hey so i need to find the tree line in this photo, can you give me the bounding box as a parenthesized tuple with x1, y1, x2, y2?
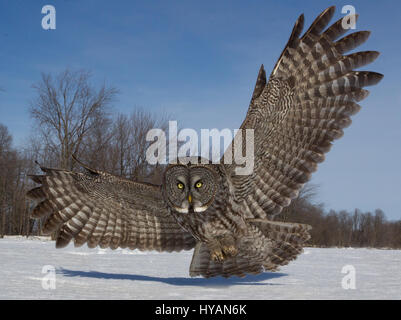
(1, 68, 400, 248)
(277, 185, 401, 248)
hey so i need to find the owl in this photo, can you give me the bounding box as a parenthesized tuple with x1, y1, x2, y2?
(27, 6, 382, 278)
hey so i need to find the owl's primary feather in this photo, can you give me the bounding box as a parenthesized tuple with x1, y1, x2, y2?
(27, 6, 382, 278)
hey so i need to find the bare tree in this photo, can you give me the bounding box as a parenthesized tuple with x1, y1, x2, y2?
(109, 109, 170, 183)
(112, 113, 132, 176)
(0, 124, 13, 237)
(277, 183, 319, 222)
(29, 69, 118, 170)
(0, 124, 35, 237)
(0, 123, 12, 155)
(78, 112, 114, 172)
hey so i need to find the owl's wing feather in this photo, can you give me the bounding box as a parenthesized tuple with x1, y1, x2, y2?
(27, 163, 196, 251)
(226, 6, 383, 219)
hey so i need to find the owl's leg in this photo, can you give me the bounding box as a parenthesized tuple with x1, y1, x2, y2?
(219, 234, 238, 258)
(208, 240, 224, 262)
(208, 234, 238, 262)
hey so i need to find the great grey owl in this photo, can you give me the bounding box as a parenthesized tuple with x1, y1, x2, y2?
(27, 6, 382, 278)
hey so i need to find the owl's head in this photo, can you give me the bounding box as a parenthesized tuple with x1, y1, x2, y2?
(162, 161, 219, 214)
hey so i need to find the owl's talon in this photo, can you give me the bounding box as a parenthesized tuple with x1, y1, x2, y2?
(222, 245, 238, 257)
(210, 249, 225, 262)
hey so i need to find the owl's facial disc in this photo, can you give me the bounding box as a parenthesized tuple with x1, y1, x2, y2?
(164, 165, 217, 214)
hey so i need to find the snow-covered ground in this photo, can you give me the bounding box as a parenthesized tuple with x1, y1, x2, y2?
(0, 236, 400, 299)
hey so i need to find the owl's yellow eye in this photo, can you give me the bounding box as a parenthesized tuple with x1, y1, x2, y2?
(177, 182, 184, 189)
(195, 181, 203, 189)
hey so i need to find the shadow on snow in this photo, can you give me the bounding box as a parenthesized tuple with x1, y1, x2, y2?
(58, 268, 286, 287)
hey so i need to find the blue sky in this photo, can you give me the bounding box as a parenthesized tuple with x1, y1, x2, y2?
(0, 0, 400, 219)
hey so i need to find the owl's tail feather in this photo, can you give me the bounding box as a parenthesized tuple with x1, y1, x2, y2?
(189, 220, 311, 278)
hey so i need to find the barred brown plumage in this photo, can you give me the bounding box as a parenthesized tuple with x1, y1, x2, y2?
(27, 164, 196, 251)
(27, 6, 382, 278)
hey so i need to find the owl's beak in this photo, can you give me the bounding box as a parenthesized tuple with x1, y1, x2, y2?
(188, 194, 192, 204)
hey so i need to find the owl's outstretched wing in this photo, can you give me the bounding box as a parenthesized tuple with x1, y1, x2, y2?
(226, 6, 383, 219)
(27, 161, 196, 251)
